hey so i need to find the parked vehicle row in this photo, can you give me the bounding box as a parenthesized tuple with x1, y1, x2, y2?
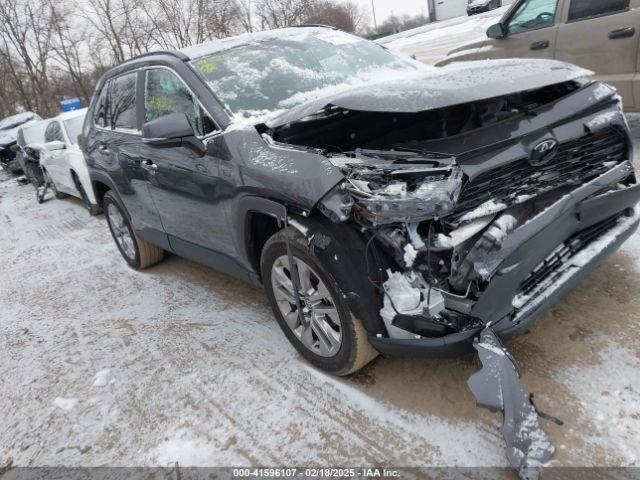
(0, 112, 41, 173)
(2, 109, 99, 213)
(40, 109, 100, 214)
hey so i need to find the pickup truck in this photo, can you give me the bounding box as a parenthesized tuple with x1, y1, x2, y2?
(438, 0, 640, 111)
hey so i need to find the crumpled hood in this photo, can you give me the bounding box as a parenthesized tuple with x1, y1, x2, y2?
(266, 59, 592, 128)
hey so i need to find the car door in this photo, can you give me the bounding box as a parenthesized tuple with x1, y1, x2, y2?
(91, 72, 165, 237)
(43, 121, 74, 192)
(483, 0, 561, 59)
(555, 0, 640, 109)
(138, 67, 236, 259)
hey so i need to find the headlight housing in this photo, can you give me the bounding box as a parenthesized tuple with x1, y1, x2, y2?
(345, 166, 464, 225)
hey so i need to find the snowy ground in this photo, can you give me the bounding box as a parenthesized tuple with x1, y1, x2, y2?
(1, 117, 640, 472)
(380, 7, 508, 65)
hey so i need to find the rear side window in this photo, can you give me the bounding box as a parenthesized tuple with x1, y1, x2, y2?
(568, 0, 630, 21)
(109, 73, 138, 131)
(94, 83, 109, 128)
(144, 68, 217, 137)
(44, 122, 64, 143)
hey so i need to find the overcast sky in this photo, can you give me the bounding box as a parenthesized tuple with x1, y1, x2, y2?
(350, 0, 429, 25)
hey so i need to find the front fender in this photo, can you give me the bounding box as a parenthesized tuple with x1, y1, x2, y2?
(287, 215, 389, 337)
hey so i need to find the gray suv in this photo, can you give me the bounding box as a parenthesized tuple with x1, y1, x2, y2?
(83, 26, 640, 376)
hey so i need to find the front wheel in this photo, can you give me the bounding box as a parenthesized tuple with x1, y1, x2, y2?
(261, 227, 378, 376)
(104, 191, 164, 270)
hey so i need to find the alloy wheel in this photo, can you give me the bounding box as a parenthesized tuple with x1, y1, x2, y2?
(271, 255, 343, 357)
(107, 203, 136, 260)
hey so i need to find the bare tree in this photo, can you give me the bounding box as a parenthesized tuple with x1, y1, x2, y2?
(255, 0, 311, 29)
(0, 0, 382, 118)
(49, 1, 93, 105)
(0, 0, 56, 115)
(144, 0, 244, 49)
(80, 0, 131, 63)
(236, 0, 254, 33)
(303, 0, 366, 32)
(372, 12, 428, 36)
(0, 55, 19, 117)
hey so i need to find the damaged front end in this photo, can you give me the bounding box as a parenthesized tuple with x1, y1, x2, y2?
(260, 61, 640, 478)
(267, 77, 640, 352)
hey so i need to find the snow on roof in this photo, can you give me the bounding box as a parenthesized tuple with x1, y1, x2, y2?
(179, 26, 352, 59)
(54, 108, 88, 122)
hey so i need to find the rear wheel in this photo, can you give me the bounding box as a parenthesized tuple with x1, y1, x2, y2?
(261, 227, 378, 376)
(103, 191, 164, 269)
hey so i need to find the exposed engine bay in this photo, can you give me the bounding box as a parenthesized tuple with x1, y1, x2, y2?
(266, 79, 639, 344)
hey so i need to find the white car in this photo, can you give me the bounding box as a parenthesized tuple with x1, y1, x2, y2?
(40, 109, 100, 214)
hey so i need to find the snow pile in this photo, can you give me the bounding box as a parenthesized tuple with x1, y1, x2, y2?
(92, 369, 111, 387)
(53, 397, 78, 411)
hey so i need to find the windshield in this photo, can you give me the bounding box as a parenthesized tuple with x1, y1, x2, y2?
(64, 115, 85, 145)
(191, 29, 418, 117)
(0, 112, 38, 131)
(21, 121, 49, 146)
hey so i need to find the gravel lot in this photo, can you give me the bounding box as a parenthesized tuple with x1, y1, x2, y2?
(1, 117, 639, 473)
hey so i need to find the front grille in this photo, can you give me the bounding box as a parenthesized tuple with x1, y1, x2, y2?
(454, 129, 628, 217)
(516, 213, 624, 303)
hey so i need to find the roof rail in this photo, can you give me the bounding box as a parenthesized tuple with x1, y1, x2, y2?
(123, 50, 190, 64)
(293, 24, 338, 30)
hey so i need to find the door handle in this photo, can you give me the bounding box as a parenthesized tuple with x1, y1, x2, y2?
(140, 159, 158, 172)
(609, 27, 635, 39)
(97, 144, 110, 153)
(530, 40, 549, 50)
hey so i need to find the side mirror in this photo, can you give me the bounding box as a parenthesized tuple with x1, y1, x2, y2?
(142, 113, 205, 156)
(44, 140, 66, 151)
(487, 23, 506, 39)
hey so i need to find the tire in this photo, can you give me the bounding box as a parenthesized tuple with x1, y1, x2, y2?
(261, 227, 378, 376)
(44, 169, 68, 200)
(25, 163, 43, 189)
(72, 171, 100, 216)
(103, 191, 164, 270)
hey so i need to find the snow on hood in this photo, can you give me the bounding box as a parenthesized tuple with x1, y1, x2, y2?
(266, 59, 592, 128)
(0, 126, 24, 147)
(0, 114, 41, 147)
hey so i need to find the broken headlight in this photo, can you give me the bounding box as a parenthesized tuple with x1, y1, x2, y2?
(347, 165, 464, 225)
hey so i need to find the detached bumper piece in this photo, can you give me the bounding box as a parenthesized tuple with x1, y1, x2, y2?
(469, 328, 554, 479)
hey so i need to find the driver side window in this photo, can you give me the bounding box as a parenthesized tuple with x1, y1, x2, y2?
(144, 68, 218, 137)
(508, 0, 559, 34)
